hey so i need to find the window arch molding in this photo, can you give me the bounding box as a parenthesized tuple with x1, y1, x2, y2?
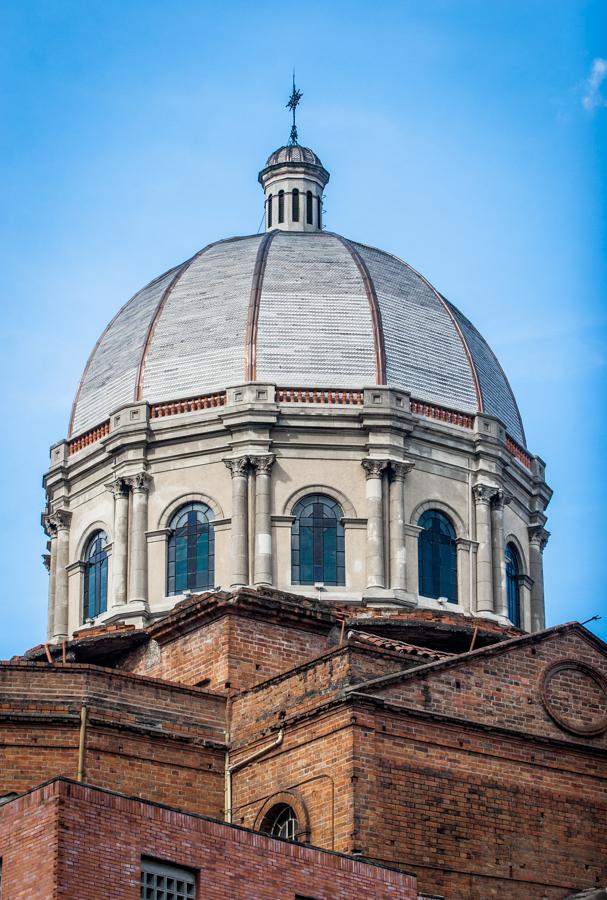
(158, 493, 224, 530)
(282, 484, 356, 518)
(504, 533, 528, 575)
(409, 499, 466, 538)
(254, 791, 310, 842)
(75, 521, 113, 561)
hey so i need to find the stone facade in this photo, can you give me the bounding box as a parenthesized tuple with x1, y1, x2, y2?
(43, 385, 550, 641)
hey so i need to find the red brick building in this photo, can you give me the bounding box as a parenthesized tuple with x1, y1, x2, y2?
(1, 588, 606, 898)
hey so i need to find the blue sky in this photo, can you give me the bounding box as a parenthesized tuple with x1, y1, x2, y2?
(0, 0, 605, 657)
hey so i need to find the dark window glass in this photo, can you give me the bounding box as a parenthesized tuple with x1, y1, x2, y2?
(278, 190, 285, 223)
(292, 494, 345, 586)
(306, 190, 313, 224)
(505, 543, 521, 626)
(292, 188, 299, 222)
(317, 195, 322, 229)
(260, 804, 299, 841)
(167, 503, 214, 596)
(418, 510, 457, 603)
(140, 858, 196, 899)
(83, 531, 108, 620)
(267, 194, 273, 228)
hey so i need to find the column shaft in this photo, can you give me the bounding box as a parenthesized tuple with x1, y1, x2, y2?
(388, 463, 413, 591)
(46, 536, 58, 640)
(529, 527, 549, 631)
(50, 511, 72, 642)
(362, 459, 388, 589)
(473, 485, 494, 615)
(108, 480, 129, 607)
(128, 473, 151, 603)
(491, 491, 509, 618)
(251, 456, 275, 587)
(225, 457, 250, 587)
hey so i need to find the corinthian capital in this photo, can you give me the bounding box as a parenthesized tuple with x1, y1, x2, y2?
(491, 488, 512, 511)
(125, 472, 152, 493)
(223, 456, 250, 478)
(472, 483, 497, 505)
(249, 454, 275, 475)
(390, 460, 415, 482)
(105, 477, 130, 499)
(362, 458, 389, 480)
(43, 508, 72, 534)
(528, 525, 550, 551)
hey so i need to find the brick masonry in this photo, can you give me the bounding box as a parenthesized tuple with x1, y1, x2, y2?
(0, 778, 419, 899)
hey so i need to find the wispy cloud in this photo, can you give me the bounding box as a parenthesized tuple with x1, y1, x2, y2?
(582, 57, 607, 112)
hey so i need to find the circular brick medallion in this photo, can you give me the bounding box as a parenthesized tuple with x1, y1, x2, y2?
(541, 660, 607, 736)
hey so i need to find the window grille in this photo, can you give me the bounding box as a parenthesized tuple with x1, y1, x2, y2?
(291, 494, 345, 586)
(261, 803, 299, 841)
(267, 194, 273, 228)
(505, 543, 521, 626)
(167, 503, 215, 595)
(140, 858, 196, 900)
(306, 190, 313, 224)
(292, 188, 300, 221)
(418, 510, 457, 603)
(278, 190, 285, 223)
(83, 530, 108, 619)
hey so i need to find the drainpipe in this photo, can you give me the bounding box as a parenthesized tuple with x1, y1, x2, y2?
(77, 705, 88, 782)
(224, 729, 284, 824)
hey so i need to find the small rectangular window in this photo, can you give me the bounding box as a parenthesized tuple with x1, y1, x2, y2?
(140, 858, 196, 900)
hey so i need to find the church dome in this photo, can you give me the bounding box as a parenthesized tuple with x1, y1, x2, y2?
(265, 144, 324, 167)
(69, 230, 526, 446)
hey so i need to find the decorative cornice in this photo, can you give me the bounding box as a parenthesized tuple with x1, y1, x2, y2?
(223, 456, 250, 478)
(249, 454, 275, 475)
(42, 553, 51, 572)
(361, 458, 389, 480)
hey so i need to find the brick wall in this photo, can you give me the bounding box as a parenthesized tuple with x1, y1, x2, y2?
(0, 663, 226, 817)
(0, 779, 419, 899)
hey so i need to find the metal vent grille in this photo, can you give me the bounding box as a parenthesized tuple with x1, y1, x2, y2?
(140, 859, 196, 900)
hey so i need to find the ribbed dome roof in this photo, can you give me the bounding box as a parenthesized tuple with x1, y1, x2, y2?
(70, 231, 525, 445)
(265, 145, 324, 167)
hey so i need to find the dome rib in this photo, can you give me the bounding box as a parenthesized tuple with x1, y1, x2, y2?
(333, 234, 387, 385)
(244, 230, 277, 381)
(352, 241, 483, 413)
(68, 264, 183, 438)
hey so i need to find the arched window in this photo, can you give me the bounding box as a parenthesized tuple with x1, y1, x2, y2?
(292, 188, 299, 222)
(260, 804, 299, 841)
(83, 531, 108, 620)
(291, 494, 345, 586)
(306, 190, 313, 224)
(505, 543, 521, 626)
(317, 195, 322, 229)
(267, 194, 273, 228)
(167, 503, 215, 595)
(278, 190, 285, 223)
(418, 510, 457, 603)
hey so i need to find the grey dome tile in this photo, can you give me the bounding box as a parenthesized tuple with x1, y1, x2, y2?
(256, 232, 376, 386)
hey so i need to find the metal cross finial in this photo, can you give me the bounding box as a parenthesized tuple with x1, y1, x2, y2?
(286, 71, 303, 145)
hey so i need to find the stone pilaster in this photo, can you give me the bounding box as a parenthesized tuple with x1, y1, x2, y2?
(362, 459, 389, 589)
(528, 525, 549, 632)
(389, 461, 414, 591)
(491, 489, 511, 618)
(224, 457, 250, 587)
(44, 509, 72, 642)
(106, 478, 130, 608)
(43, 522, 58, 641)
(473, 484, 496, 615)
(250, 455, 275, 587)
(125, 472, 152, 604)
